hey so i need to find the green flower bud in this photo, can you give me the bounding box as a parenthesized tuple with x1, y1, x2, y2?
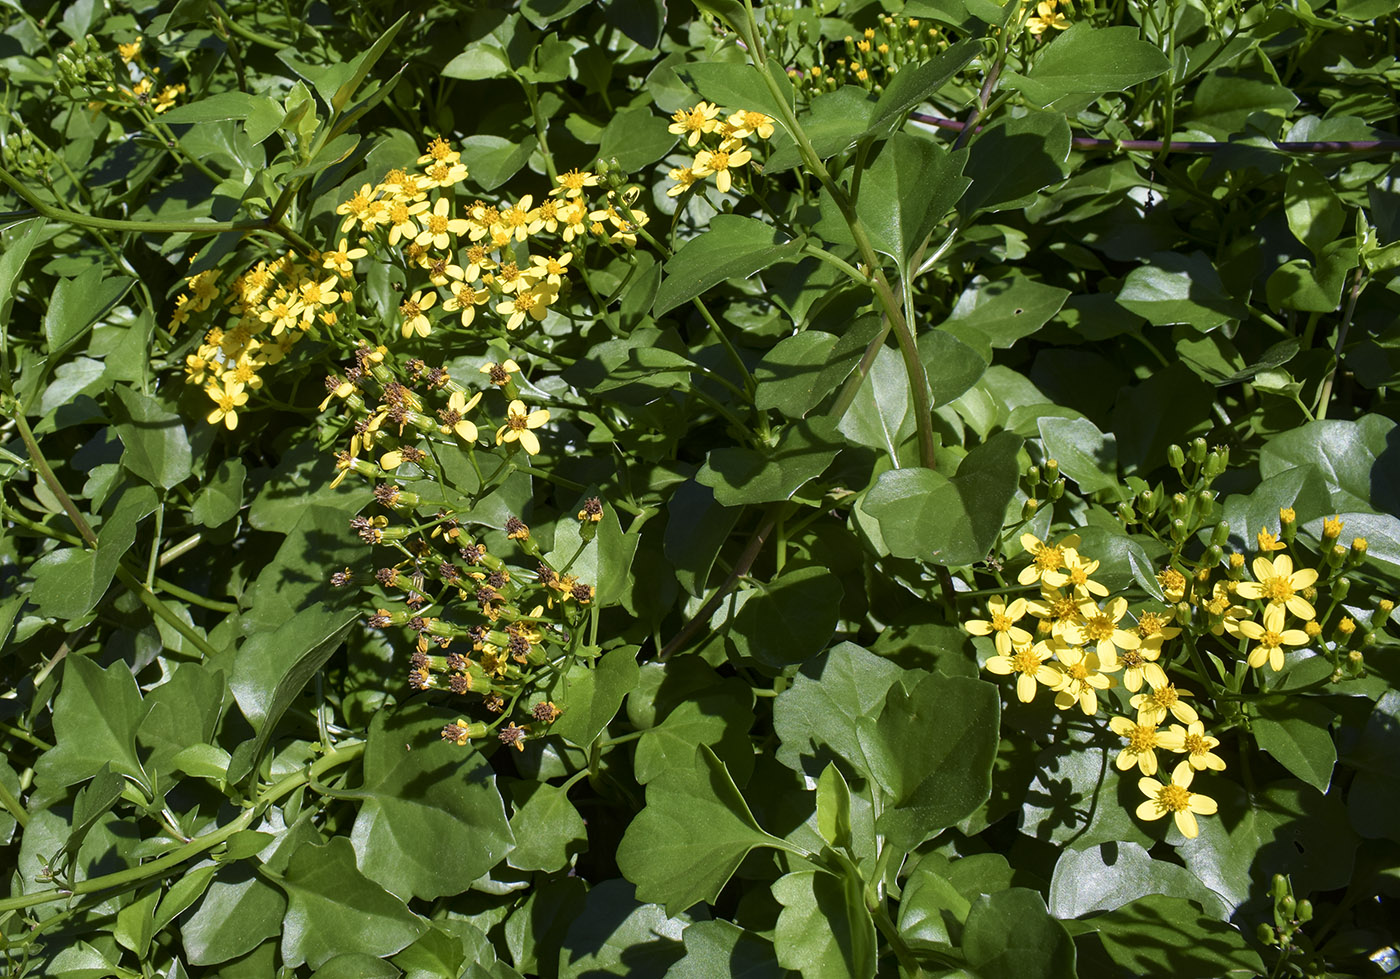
(1211, 521, 1230, 546)
(1168, 444, 1186, 469)
(1280, 895, 1295, 918)
(1170, 492, 1189, 520)
(1171, 518, 1189, 542)
(1049, 477, 1065, 501)
(1296, 899, 1312, 923)
(1021, 498, 1039, 520)
(1255, 923, 1276, 946)
(1026, 464, 1041, 485)
(1138, 489, 1158, 516)
(1189, 437, 1208, 464)
(1044, 458, 1059, 479)
(1332, 577, 1351, 603)
(1205, 544, 1224, 565)
(1117, 502, 1136, 525)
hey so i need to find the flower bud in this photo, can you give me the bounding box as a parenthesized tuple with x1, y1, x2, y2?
(1271, 875, 1289, 900)
(1021, 498, 1039, 520)
(1026, 464, 1041, 486)
(1168, 444, 1185, 469)
(1322, 515, 1344, 541)
(1256, 923, 1276, 946)
(1332, 577, 1351, 603)
(1175, 601, 1192, 625)
(1348, 537, 1368, 568)
(1347, 649, 1364, 673)
(1170, 518, 1189, 542)
(1377, 598, 1394, 623)
(1044, 458, 1059, 480)
(1189, 437, 1208, 464)
(1117, 502, 1136, 525)
(1138, 489, 1158, 517)
(1205, 544, 1224, 565)
(1211, 521, 1230, 546)
(1280, 895, 1295, 918)
(1326, 544, 1347, 570)
(1049, 478, 1065, 501)
(1296, 899, 1312, 924)
(1170, 492, 1189, 520)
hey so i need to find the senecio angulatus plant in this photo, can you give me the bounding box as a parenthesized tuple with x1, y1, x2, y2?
(4, 1, 1400, 978)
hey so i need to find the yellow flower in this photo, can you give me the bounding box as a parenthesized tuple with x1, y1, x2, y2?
(496, 195, 540, 243)
(337, 184, 382, 234)
(1256, 527, 1286, 552)
(726, 109, 776, 140)
(1109, 715, 1167, 776)
(417, 136, 460, 166)
(443, 282, 489, 328)
(495, 400, 550, 455)
(205, 380, 249, 430)
(1322, 515, 1344, 540)
(1026, 0, 1070, 33)
(322, 238, 369, 276)
(667, 165, 698, 198)
(1157, 566, 1187, 602)
(1236, 604, 1310, 672)
(1050, 645, 1117, 715)
(1042, 549, 1109, 599)
(417, 159, 469, 190)
(965, 595, 1032, 656)
(551, 168, 599, 198)
(1235, 553, 1319, 620)
(1060, 596, 1139, 667)
(496, 282, 558, 331)
(1016, 532, 1079, 585)
(415, 197, 470, 251)
(399, 289, 437, 338)
(692, 146, 752, 194)
(1158, 721, 1226, 772)
(529, 252, 572, 286)
(1024, 585, 1083, 641)
(1136, 763, 1217, 839)
(118, 40, 142, 64)
(667, 102, 721, 146)
(479, 359, 521, 386)
(1131, 683, 1197, 727)
(385, 197, 430, 247)
(221, 348, 266, 391)
(438, 390, 483, 442)
(983, 639, 1061, 703)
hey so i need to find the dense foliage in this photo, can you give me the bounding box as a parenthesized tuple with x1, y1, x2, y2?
(2, 0, 1399, 976)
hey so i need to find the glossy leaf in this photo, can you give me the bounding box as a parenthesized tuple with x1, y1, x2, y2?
(772, 870, 877, 979)
(654, 214, 807, 316)
(1007, 24, 1170, 106)
(962, 888, 1076, 979)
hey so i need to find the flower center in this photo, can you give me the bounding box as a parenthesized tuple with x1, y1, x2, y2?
(1068, 662, 1090, 681)
(711, 150, 731, 170)
(990, 611, 1014, 632)
(1127, 725, 1156, 752)
(389, 202, 410, 223)
(1260, 630, 1283, 649)
(1121, 649, 1144, 668)
(400, 300, 421, 317)
(1157, 784, 1191, 812)
(1265, 578, 1294, 602)
(428, 213, 449, 234)
(1034, 546, 1062, 570)
(513, 292, 537, 312)
(1184, 734, 1207, 755)
(1139, 613, 1165, 635)
(1084, 613, 1114, 641)
(1152, 686, 1179, 708)
(1010, 647, 1041, 675)
(508, 412, 529, 432)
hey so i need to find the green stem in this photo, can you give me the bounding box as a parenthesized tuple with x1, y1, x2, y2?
(1314, 266, 1365, 420)
(0, 773, 28, 829)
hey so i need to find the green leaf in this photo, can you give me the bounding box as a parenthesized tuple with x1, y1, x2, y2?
(507, 780, 586, 873)
(1177, 781, 1357, 913)
(157, 92, 258, 124)
(1007, 24, 1170, 107)
(653, 214, 807, 316)
(856, 673, 999, 849)
(352, 704, 514, 899)
(664, 919, 785, 979)
(277, 837, 427, 969)
(673, 60, 793, 131)
(329, 12, 411, 113)
(598, 103, 676, 171)
(1257, 415, 1399, 514)
(36, 656, 146, 789)
(837, 345, 916, 463)
(1348, 690, 1400, 842)
(550, 645, 641, 747)
(772, 870, 877, 979)
(754, 331, 840, 418)
(44, 266, 133, 360)
(557, 879, 688, 979)
(458, 134, 537, 192)
(442, 43, 511, 80)
(919, 329, 987, 407)
(228, 603, 359, 783)
(1049, 842, 1231, 919)
(1265, 238, 1358, 313)
(962, 888, 1076, 979)
(773, 642, 906, 775)
(695, 417, 840, 506)
(941, 275, 1071, 350)
(632, 659, 755, 784)
(0, 218, 46, 329)
(27, 547, 102, 621)
(731, 565, 843, 668)
(154, 864, 218, 931)
(959, 109, 1072, 214)
(1252, 699, 1337, 793)
(1115, 252, 1243, 331)
(190, 458, 246, 528)
(183, 869, 288, 966)
(862, 430, 1023, 566)
(865, 40, 980, 137)
(504, 876, 588, 977)
(1286, 162, 1346, 256)
(618, 744, 785, 915)
(898, 857, 972, 948)
(1074, 895, 1264, 978)
(855, 132, 969, 270)
(1020, 741, 1155, 851)
(1038, 416, 1118, 494)
(138, 661, 225, 779)
(111, 385, 192, 490)
(816, 763, 853, 848)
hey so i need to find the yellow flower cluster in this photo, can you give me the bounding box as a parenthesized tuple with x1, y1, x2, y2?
(108, 39, 185, 114)
(1024, 0, 1071, 35)
(970, 532, 1223, 838)
(665, 104, 773, 197)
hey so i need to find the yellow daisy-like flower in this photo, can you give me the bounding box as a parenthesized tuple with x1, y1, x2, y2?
(1060, 596, 1139, 667)
(1135, 761, 1218, 839)
(667, 102, 721, 146)
(415, 197, 470, 251)
(1236, 604, 1310, 672)
(437, 390, 483, 443)
(1158, 721, 1226, 772)
(1256, 527, 1286, 552)
(983, 639, 1061, 703)
(496, 282, 558, 331)
(551, 168, 599, 198)
(1109, 715, 1167, 776)
(443, 282, 489, 328)
(1235, 554, 1319, 620)
(1157, 566, 1187, 602)
(205, 380, 249, 430)
(692, 146, 752, 194)
(1130, 683, 1197, 727)
(965, 596, 1032, 656)
(1016, 532, 1080, 586)
(1026, 0, 1070, 34)
(480, 359, 521, 387)
(495, 195, 539, 243)
(495, 400, 550, 456)
(322, 238, 369, 277)
(1024, 585, 1083, 641)
(399, 289, 437, 338)
(1050, 645, 1117, 716)
(1115, 644, 1167, 693)
(725, 109, 776, 140)
(529, 252, 572, 286)
(417, 136, 460, 166)
(1041, 549, 1109, 599)
(667, 165, 698, 198)
(384, 197, 429, 247)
